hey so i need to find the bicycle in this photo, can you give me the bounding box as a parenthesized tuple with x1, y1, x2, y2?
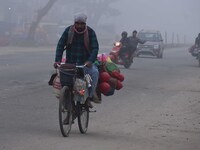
(57, 64, 91, 137)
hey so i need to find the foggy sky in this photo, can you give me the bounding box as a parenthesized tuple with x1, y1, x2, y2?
(105, 0, 200, 43)
(1, 0, 199, 43)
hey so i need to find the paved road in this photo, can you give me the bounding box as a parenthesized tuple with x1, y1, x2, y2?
(0, 46, 200, 150)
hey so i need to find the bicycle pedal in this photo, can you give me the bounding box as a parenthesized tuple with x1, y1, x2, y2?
(62, 108, 68, 112)
(89, 108, 97, 113)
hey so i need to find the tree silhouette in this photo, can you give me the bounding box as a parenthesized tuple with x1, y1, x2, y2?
(26, 0, 121, 45)
(27, 0, 57, 44)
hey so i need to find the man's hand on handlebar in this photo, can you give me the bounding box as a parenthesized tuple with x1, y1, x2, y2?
(54, 62, 60, 68)
(54, 61, 92, 68)
(84, 61, 92, 68)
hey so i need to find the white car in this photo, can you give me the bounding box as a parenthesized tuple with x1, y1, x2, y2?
(136, 30, 164, 58)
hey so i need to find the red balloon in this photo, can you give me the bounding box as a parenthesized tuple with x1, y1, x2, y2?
(111, 71, 124, 82)
(108, 77, 117, 87)
(116, 80, 123, 90)
(111, 70, 120, 78)
(99, 71, 110, 82)
(99, 82, 111, 95)
(118, 74, 124, 82)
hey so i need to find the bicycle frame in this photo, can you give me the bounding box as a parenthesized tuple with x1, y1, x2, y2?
(58, 64, 91, 136)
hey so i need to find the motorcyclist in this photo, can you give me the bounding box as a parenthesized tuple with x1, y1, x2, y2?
(119, 31, 130, 61)
(128, 30, 146, 61)
(195, 33, 200, 48)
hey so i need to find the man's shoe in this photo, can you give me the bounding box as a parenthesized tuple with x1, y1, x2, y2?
(86, 98, 94, 108)
(92, 91, 101, 104)
(91, 97, 101, 104)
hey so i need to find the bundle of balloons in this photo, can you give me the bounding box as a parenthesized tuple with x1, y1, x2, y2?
(97, 53, 125, 96)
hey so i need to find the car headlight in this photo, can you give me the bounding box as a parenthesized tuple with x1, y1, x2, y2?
(154, 45, 159, 49)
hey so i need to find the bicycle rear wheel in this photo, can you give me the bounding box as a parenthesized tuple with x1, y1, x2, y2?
(77, 101, 89, 134)
(59, 86, 72, 137)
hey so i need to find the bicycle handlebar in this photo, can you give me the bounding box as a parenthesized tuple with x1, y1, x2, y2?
(56, 63, 86, 69)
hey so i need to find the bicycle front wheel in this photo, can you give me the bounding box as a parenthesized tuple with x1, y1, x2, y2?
(59, 86, 72, 137)
(77, 101, 89, 134)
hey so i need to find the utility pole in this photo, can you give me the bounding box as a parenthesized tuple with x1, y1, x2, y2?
(176, 33, 179, 46)
(172, 32, 174, 45)
(165, 31, 167, 44)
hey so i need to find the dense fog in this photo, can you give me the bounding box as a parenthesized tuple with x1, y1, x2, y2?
(109, 0, 200, 43)
(0, 0, 200, 45)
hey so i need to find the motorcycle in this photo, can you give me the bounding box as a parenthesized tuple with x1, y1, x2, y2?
(188, 45, 200, 67)
(109, 42, 132, 69)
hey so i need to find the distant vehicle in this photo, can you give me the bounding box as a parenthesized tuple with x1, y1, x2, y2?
(109, 41, 133, 69)
(136, 29, 164, 58)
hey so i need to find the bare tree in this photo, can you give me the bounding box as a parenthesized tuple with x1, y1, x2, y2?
(26, 0, 121, 45)
(27, 0, 57, 44)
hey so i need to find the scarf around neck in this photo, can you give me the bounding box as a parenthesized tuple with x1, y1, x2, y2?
(67, 25, 90, 52)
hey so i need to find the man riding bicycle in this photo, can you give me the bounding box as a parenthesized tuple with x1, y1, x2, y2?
(54, 13, 100, 108)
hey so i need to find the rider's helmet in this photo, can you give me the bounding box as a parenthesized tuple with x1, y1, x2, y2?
(133, 30, 137, 34)
(121, 31, 128, 38)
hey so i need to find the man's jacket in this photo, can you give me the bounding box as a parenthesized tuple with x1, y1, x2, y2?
(55, 25, 99, 65)
(120, 37, 130, 48)
(128, 36, 145, 50)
